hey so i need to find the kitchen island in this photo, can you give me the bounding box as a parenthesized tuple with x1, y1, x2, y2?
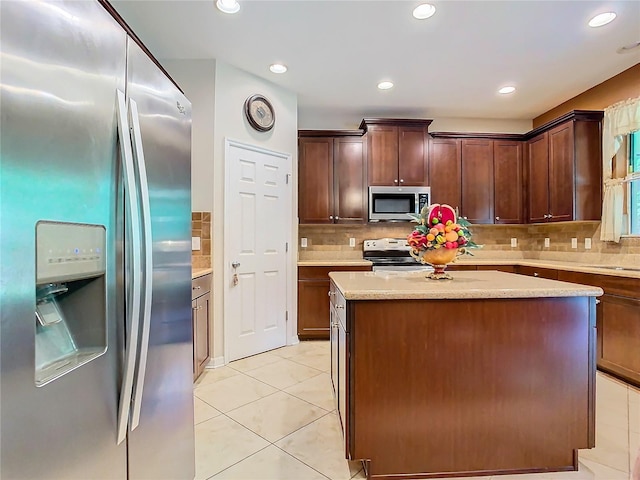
(328, 270, 603, 480)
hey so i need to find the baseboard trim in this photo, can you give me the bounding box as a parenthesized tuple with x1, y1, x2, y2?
(207, 356, 225, 368)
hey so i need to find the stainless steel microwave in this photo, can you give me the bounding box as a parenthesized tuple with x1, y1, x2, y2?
(368, 186, 430, 222)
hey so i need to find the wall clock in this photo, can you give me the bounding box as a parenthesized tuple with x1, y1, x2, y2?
(244, 94, 275, 132)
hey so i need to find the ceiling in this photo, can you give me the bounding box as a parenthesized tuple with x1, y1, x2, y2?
(111, 0, 640, 124)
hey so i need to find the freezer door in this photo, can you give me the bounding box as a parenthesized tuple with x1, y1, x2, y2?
(124, 40, 195, 480)
(0, 1, 127, 479)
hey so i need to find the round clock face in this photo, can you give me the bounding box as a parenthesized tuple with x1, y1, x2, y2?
(244, 95, 275, 132)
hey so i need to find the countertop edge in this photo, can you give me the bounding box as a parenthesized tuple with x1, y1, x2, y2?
(192, 268, 213, 279)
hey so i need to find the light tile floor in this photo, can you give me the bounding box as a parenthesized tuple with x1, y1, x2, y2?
(194, 341, 639, 480)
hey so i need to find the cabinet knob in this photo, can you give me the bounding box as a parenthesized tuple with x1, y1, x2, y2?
(495, 216, 500, 221)
(329, 215, 334, 220)
(595, 299, 601, 304)
(192, 285, 201, 290)
(336, 305, 344, 309)
(549, 213, 553, 219)
(394, 179, 398, 183)
(335, 216, 340, 220)
(543, 214, 549, 219)
(399, 179, 404, 183)
(533, 272, 539, 277)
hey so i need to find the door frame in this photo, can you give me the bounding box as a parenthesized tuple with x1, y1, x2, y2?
(223, 138, 296, 365)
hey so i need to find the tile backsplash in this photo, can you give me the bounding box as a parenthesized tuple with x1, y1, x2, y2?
(192, 211, 211, 268)
(298, 222, 640, 265)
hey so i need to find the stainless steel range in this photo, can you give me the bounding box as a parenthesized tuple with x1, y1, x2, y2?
(363, 238, 433, 272)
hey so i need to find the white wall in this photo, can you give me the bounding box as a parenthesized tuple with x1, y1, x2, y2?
(213, 61, 298, 360)
(162, 59, 298, 364)
(161, 59, 216, 211)
(298, 109, 532, 134)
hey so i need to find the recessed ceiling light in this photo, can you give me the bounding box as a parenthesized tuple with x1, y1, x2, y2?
(413, 3, 436, 20)
(588, 12, 616, 27)
(269, 64, 287, 74)
(498, 86, 516, 94)
(378, 81, 394, 90)
(216, 0, 240, 14)
(617, 41, 640, 54)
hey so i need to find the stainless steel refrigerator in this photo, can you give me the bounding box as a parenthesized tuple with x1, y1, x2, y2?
(0, 1, 195, 478)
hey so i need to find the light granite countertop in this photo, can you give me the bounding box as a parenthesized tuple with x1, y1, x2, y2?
(192, 268, 213, 279)
(329, 270, 604, 300)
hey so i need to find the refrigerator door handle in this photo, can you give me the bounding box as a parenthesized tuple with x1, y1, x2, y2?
(128, 98, 154, 430)
(115, 89, 143, 445)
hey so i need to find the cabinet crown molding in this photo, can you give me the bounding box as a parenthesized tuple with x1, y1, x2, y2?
(359, 118, 433, 131)
(298, 129, 364, 137)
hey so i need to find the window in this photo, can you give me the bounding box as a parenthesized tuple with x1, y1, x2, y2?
(629, 130, 640, 235)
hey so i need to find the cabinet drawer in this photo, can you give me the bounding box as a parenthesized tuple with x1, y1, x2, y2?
(516, 266, 558, 280)
(298, 265, 371, 280)
(192, 273, 211, 299)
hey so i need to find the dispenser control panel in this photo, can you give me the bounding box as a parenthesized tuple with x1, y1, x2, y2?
(36, 221, 106, 284)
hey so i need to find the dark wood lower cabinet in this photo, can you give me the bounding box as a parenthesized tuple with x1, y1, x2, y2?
(335, 288, 595, 479)
(298, 265, 371, 340)
(192, 273, 212, 381)
(516, 265, 559, 280)
(555, 270, 640, 388)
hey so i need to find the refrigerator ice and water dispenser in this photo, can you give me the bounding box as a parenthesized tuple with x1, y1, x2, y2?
(35, 222, 107, 386)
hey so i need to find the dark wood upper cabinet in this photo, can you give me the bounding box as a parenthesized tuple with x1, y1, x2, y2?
(298, 132, 366, 224)
(398, 127, 429, 185)
(461, 139, 494, 223)
(525, 111, 602, 223)
(526, 132, 550, 223)
(428, 138, 462, 211)
(494, 141, 523, 224)
(334, 137, 367, 223)
(361, 119, 432, 187)
(298, 136, 334, 224)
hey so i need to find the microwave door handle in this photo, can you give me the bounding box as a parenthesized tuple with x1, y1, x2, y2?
(115, 89, 143, 445)
(128, 98, 154, 431)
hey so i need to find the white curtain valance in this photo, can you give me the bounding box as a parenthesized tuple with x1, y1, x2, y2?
(601, 96, 640, 243)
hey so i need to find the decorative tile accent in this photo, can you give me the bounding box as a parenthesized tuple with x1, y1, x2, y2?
(192, 211, 211, 268)
(298, 221, 640, 264)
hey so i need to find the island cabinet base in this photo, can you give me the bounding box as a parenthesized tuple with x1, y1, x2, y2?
(346, 297, 596, 479)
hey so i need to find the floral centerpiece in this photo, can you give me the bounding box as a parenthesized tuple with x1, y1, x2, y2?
(407, 203, 479, 279)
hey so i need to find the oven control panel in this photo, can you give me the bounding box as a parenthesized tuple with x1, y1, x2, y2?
(363, 238, 410, 252)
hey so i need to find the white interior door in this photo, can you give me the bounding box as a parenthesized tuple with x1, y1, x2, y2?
(225, 140, 291, 361)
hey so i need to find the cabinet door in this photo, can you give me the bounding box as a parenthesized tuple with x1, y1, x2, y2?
(330, 301, 338, 397)
(548, 122, 574, 222)
(297, 279, 331, 339)
(192, 300, 197, 380)
(194, 294, 211, 379)
(334, 137, 366, 223)
(516, 265, 558, 280)
(493, 141, 523, 224)
(461, 139, 494, 223)
(527, 132, 550, 223)
(299, 137, 334, 223)
(599, 294, 640, 386)
(429, 138, 462, 211)
(367, 125, 398, 186)
(398, 127, 428, 186)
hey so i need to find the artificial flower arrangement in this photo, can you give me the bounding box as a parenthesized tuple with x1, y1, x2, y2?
(406, 204, 479, 278)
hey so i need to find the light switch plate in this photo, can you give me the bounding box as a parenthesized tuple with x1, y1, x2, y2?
(301, 237, 308, 248)
(349, 237, 356, 248)
(585, 238, 592, 250)
(510, 238, 517, 248)
(192, 236, 201, 251)
(571, 238, 578, 249)
(544, 238, 550, 248)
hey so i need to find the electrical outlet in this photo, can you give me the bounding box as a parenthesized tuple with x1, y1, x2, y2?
(571, 238, 578, 249)
(192, 236, 201, 251)
(544, 238, 550, 248)
(300, 237, 308, 248)
(349, 237, 356, 248)
(510, 238, 517, 248)
(585, 238, 592, 250)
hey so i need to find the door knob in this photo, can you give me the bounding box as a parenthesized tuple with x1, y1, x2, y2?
(232, 261, 240, 268)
